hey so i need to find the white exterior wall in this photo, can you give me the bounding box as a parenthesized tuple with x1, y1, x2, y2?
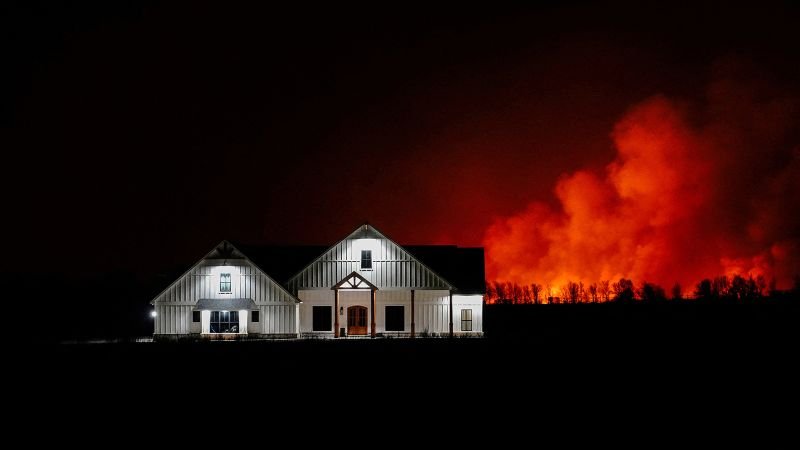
(299, 289, 410, 334)
(298, 289, 335, 334)
(154, 305, 195, 335)
(153, 258, 297, 336)
(375, 290, 411, 334)
(297, 289, 480, 336)
(452, 294, 483, 334)
(414, 289, 451, 335)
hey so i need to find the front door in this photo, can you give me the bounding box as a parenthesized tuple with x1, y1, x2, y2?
(347, 306, 368, 335)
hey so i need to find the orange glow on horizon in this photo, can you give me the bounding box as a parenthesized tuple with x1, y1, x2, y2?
(483, 81, 800, 295)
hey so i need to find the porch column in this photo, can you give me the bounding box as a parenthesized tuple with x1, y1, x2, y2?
(370, 288, 376, 338)
(295, 303, 300, 338)
(448, 290, 453, 338)
(410, 289, 415, 338)
(334, 289, 340, 338)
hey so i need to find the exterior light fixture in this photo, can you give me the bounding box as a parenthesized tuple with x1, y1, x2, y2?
(151, 310, 157, 318)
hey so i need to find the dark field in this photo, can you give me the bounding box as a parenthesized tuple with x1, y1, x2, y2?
(11, 301, 796, 444)
(24, 301, 798, 406)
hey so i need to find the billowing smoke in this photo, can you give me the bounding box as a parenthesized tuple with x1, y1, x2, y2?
(484, 68, 800, 291)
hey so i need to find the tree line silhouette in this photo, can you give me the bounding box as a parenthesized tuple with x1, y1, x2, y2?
(485, 274, 798, 304)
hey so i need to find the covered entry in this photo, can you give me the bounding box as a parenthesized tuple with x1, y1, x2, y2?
(347, 306, 368, 335)
(332, 271, 378, 337)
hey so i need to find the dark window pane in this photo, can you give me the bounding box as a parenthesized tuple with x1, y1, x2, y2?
(220, 273, 232, 292)
(252, 311, 259, 322)
(209, 310, 241, 333)
(192, 311, 201, 323)
(385, 306, 404, 331)
(461, 309, 473, 331)
(313, 306, 332, 331)
(361, 250, 372, 269)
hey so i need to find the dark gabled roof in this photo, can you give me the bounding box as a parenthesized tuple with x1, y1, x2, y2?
(404, 246, 485, 295)
(231, 244, 328, 285)
(231, 241, 485, 294)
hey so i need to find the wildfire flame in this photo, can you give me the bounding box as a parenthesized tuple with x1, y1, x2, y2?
(483, 71, 800, 296)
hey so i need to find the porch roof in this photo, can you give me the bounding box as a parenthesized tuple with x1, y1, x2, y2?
(193, 298, 258, 311)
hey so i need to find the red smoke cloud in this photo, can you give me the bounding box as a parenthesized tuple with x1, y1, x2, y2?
(484, 68, 800, 291)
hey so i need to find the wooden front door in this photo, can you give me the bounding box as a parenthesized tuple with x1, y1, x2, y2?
(347, 306, 368, 335)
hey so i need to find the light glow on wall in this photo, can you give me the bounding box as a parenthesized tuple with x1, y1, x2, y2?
(352, 239, 380, 260)
(205, 264, 241, 295)
(452, 294, 484, 303)
(239, 309, 248, 334)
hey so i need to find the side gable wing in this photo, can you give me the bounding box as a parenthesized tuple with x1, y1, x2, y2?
(287, 224, 454, 292)
(151, 240, 300, 306)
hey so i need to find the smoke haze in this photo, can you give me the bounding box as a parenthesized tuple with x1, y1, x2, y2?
(484, 65, 800, 290)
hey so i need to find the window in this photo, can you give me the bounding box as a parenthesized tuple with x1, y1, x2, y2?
(312, 306, 332, 331)
(360, 250, 372, 269)
(251, 311, 259, 322)
(385, 306, 404, 331)
(192, 311, 201, 323)
(461, 309, 473, 331)
(210, 311, 239, 333)
(219, 273, 232, 293)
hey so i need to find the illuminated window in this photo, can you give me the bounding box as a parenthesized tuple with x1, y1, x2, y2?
(313, 306, 332, 331)
(360, 250, 372, 269)
(210, 311, 239, 333)
(461, 309, 473, 331)
(251, 311, 260, 322)
(385, 306, 404, 331)
(192, 311, 201, 323)
(220, 273, 231, 293)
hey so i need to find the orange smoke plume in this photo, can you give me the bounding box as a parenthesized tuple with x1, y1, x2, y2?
(484, 70, 800, 291)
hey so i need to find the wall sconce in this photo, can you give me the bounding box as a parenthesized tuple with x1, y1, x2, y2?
(339, 306, 343, 315)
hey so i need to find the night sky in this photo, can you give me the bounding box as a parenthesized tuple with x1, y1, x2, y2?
(4, 2, 799, 286)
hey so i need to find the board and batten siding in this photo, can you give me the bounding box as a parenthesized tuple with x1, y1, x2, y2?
(297, 289, 480, 335)
(153, 258, 297, 335)
(414, 290, 451, 334)
(288, 229, 453, 292)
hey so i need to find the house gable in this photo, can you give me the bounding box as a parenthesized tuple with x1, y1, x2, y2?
(151, 240, 300, 306)
(287, 224, 454, 292)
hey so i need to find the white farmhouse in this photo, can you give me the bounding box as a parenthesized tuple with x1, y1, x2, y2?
(151, 224, 485, 339)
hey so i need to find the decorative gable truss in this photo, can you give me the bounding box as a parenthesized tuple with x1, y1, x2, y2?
(333, 271, 378, 290)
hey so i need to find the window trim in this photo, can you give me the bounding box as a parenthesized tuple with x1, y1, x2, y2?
(360, 249, 372, 270)
(210, 310, 239, 334)
(219, 273, 232, 293)
(461, 309, 473, 332)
